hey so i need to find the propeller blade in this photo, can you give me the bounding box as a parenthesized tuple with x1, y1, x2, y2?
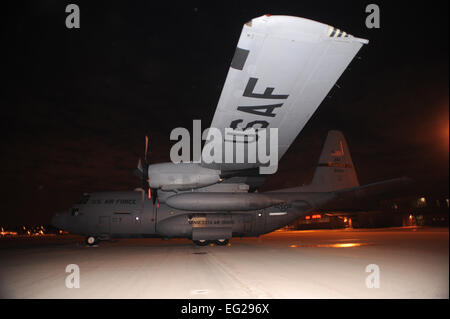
(133, 168, 144, 179)
(144, 135, 149, 163)
(139, 135, 156, 203)
(134, 136, 154, 199)
(152, 188, 157, 205)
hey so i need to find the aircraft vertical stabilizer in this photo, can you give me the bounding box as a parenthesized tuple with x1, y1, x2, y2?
(309, 130, 359, 192)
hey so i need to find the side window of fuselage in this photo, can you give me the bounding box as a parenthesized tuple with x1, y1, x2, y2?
(72, 194, 90, 216)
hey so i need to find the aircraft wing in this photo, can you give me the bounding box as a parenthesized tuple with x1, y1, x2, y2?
(202, 15, 368, 174)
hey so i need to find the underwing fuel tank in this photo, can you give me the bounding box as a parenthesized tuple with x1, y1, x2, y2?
(165, 192, 285, 211)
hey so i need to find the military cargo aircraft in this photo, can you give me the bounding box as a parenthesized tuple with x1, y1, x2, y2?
(51, 15, 410, 246)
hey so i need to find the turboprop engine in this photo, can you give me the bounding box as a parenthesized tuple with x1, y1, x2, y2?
(148, 162, 221, 191)
(134, 136, 222, 196)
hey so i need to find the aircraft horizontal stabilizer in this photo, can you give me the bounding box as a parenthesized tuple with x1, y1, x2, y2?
(333, 176, 413, 201)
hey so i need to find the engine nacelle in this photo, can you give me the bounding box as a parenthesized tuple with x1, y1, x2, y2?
(148, 162, 221, 191)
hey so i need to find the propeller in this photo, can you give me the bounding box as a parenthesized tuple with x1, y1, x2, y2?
(134, 135, 157, 204)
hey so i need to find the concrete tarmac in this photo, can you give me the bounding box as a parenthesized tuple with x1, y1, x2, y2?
(0, 227, 448, 299)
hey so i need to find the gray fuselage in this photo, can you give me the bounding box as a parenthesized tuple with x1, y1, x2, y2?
(51, 191, 312, 240)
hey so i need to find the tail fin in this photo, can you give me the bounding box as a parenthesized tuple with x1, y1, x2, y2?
(309, 130, 359, 192)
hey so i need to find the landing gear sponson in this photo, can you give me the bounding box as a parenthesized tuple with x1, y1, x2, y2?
(85, 236, 229, 247)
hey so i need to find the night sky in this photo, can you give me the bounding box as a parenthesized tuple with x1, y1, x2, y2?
(1, 1, 448, 226)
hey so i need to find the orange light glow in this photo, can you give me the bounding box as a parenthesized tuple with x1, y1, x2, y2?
(0, 231, 18, 236)
(317, 243, 365, 248)
(343, 217, 348, 223)
(331, 243, 363, 248)
(305, 216, 310, 220)
(289, 244, 297, 248)
(312, 214, 322, 219)
(442, 119, 449, 149)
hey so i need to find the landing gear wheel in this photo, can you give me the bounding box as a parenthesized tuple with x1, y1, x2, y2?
(85, 236, 99, 246)
(193, 239, 209, 246)
(214, 239, 229, 246)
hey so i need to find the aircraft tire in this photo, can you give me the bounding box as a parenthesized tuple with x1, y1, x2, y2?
(85, 236, 99, 246)
(193, 239, 209, 246)
(214, 239, 229, 246)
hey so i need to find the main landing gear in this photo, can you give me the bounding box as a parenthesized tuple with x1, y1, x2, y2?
(192, 239, 229, 246)
(214, 239, 229, 246)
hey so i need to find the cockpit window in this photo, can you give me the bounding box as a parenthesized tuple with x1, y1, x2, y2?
(77, 194, 90, 205)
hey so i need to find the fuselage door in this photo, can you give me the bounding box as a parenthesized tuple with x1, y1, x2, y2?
(243, 214, 252, 233)
(98, 216, 111, 235)
(143, 197, 157, 234)
(255, 210, 266, 234)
